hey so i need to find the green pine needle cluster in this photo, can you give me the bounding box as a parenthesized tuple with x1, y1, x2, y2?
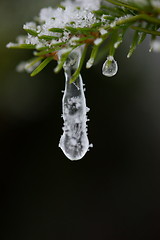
(7, 0, 160, 81)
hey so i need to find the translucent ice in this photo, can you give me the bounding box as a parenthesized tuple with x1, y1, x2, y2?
(102, 56, 118, 77)
(59, 48, 90, 160)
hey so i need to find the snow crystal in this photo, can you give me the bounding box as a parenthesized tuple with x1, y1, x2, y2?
(86, 58, 94, 69)
(69, 36, 80, 46)
(114, 40, 122, 49)
(6, 35, 27, 48)
(39, 7, 56, 22)
(16, 60, 41, 73)
(23, 22, 37, 31)
(25, 34, 39, 45)
(99, 28, 108, 35)
(8, 0, 102, 49)
(39, 1, 100, 30)
(6, 42, 18, 48)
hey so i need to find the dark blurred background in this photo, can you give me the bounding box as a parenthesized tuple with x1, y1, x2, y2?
(1, 1, 160, 239)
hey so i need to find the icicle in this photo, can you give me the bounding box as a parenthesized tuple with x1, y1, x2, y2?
(102, 56, 118, 77)
(59, 47, 90, 161)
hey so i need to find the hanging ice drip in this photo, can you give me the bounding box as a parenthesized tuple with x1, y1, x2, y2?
(102, 56, 118, 77)
(59, 47, 90, 161)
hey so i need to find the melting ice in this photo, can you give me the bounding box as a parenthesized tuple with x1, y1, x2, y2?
(59, 48, 90, 160)
(102, 56, 118, 77)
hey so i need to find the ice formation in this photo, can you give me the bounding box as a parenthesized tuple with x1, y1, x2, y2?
(102, 56, 118, 77)
(59, 47, 90, 160)
(7, 0, 102, 49)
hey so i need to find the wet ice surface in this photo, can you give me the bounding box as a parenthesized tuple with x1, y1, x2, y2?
(102, 56, 118, 77)
(59, 49, 90, 160)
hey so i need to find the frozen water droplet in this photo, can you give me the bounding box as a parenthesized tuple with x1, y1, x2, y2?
(102, 56, 118, 77)
(86, 58, 94, 69)
(59, 48, 90, 161)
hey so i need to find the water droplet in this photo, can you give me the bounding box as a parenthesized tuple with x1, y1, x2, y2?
(59, 48, 90, 161)
(102, 56, 118, 77)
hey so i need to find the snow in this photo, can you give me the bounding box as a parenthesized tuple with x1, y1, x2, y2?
(94, 38, 102, 45)
(23, 22, 37, 31)
(16, 60, 41, 73)
(114, 40, 122, 49)
(6, 42, 18, 48)
(25, 34, 40, 45)
(99, 28, 108, 35)
(86, 58, 94, 68)
(7, 0, 102, 50)
(6, 35, 27, 48)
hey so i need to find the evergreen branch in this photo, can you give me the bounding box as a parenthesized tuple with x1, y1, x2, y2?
(7, 0, 160, 78)
(86, 44, 100, 68)
(54, 49, 74, 73)
(25, 57, 43, 69)
(131, 26, 160, 36)
(23, 29, 38, 36)
(105, 0, 140, 11)
(30, 57, 53, 77)
(110, 14, 160, 28)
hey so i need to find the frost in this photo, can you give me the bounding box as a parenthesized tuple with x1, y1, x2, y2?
(25, 34, 39, 45)
(6, 42, 18, 48)
(39, 1, 100, 30)
(39, 7, 56, 22)
(114, 40, 122, 49)
(16, 60, 41, 73)
(110, 15, 132, 29)
(99, 28, 108, 36)
(69, 36, 80, 46)
(94, 38, 102, 45)
(23, 22, 37, 31)
(86, 58, 94, 69)
(6, 35, 27, 48)
(9, 0, 102, 49)
(58, 47, 73, 59)
(110, 21, 116, 28)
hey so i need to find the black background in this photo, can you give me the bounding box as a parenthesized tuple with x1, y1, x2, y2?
(1, 1, 160, 239)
